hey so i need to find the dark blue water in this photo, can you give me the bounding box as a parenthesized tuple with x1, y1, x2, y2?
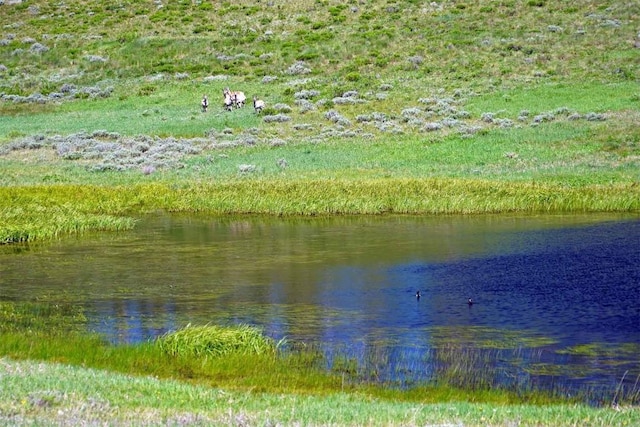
(1, 213, 639, 400)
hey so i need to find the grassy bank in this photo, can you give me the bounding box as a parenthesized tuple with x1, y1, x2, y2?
(0, 301, 638, 426)
(2, 357, 638, 427)
(2, 179, 639, 243)
(1, 302, 639, 404)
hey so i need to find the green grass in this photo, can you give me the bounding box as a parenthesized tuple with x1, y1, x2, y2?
(0, 0, 639, 423)
(0, 299, 639, 425)
(1, 179, 639, 243)
(466, 82, 640, 117)
(156, 324, 281, 358)
(3, 357, 638, 427)
(1, 302, 639, 407)
(0, 81, 265, 139)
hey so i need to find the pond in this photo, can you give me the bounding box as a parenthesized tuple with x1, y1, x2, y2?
(1, 213, 639, 399)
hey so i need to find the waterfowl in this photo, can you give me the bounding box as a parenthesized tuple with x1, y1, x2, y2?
(467, 297, 474, 306)
(416, 291, 421, 300)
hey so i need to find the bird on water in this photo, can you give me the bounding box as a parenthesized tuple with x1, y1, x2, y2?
(468, 297, 474, 306)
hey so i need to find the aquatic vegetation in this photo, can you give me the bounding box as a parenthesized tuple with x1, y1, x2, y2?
(156, 324, 279, 358)
(557, 343, 640, 359)
(0, 300, 638, 407)
(0, 301, 87, 334)
(428, 326, 558, 349)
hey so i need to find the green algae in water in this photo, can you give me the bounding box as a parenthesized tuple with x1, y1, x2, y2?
(557, 342, 640, 358)
(427, 326, 558, 349)
(0, 301, 87, 334)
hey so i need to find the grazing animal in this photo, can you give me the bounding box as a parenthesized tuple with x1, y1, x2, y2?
(253, 95, 265, 114)
(201, 95, 209, 112)
(222, 90, 233, 111)
(233, 91, 246, 108)
(223, 87, 246, 109)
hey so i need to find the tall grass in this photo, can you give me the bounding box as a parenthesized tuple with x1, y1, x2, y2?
(2, 179, 639, 243)
(156, 324, 279, 358)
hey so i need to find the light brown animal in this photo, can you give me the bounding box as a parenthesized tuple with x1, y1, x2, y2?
(253, 95, 265, 114)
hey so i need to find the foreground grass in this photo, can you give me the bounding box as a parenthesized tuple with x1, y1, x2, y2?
(1, 357, 638, 427)
(1, 302, 638, 425)
(1, 302, 639, 408)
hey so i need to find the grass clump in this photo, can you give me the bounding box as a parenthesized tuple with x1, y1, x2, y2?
(156, 324, 278, 359)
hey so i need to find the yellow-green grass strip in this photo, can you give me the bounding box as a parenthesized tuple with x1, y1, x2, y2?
(2, 179, 639, 243)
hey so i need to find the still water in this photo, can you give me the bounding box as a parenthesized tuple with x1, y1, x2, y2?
(1, 213, 639, 395)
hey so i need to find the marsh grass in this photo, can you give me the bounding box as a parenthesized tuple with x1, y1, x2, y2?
(0, 301, 638, 413)
(0, 196, 137, 243)
(156, 324, 279, 358)
(0, 301, 87, 334)
(2, 178, 639, 243)
(1, 325, 638, 408)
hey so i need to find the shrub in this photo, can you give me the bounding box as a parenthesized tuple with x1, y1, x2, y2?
(285, 61, 311, 75)
(294, 89, 320, 99)
(29, 42, 49, 53)
(324, 110, 351, 126)
(263, 114, 291, 123)
(295, 99, 315, 113)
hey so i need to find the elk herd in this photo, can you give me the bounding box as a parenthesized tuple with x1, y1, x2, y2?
(201, 88, 265, 114)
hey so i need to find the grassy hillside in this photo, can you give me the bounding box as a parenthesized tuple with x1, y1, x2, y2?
(1, 0, 638, 134)
(1, 0, 638, 155)
(1, 0, 638, 94)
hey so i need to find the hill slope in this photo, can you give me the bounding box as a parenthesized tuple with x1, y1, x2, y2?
(1, 0, 638, 98)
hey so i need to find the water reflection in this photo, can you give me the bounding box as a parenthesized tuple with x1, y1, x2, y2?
(1, 213, 639, 395)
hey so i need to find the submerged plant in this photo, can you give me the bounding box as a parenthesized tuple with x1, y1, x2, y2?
(0, 301, 87, 334)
